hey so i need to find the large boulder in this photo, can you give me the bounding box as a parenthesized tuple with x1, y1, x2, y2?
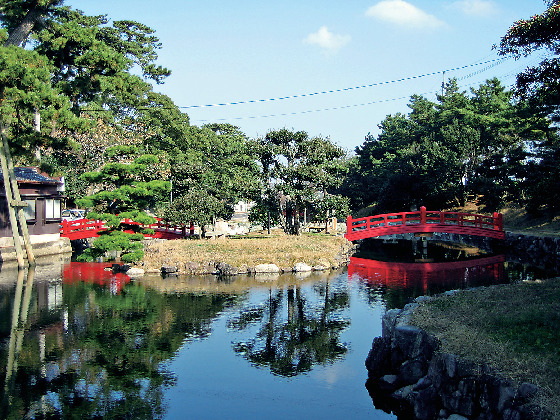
(254, 263, 280, 273)
(293, 262, 312, 272)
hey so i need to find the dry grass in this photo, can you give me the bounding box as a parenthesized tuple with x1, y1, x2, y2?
(410, 278, 560, 418)
(141, 229, 353, 272)
(501, 207, 560, 237)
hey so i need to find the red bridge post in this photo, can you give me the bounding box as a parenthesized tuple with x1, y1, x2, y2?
(420, 206, 427, 225)
(493, 212, 503, 231)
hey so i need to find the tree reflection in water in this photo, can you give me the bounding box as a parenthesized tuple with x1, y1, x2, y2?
(229, 276, 350, 377)
(0, 265, 238, 420)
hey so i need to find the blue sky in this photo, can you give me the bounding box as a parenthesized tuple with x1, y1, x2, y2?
(69, 0, 547, 152)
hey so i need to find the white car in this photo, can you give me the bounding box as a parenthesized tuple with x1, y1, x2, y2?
(61, 209, 86, 221)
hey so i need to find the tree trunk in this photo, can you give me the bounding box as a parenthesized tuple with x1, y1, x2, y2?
(4, 4, 45, 47)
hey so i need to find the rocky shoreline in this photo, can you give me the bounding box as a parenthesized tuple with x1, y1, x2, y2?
(156, 257, 352, 277)
(365, 294, 546, 420)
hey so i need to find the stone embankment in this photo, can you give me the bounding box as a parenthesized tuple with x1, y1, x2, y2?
(365, 298, 544, 420)
(503, 232, 560, 271)
(157, 259, 348, 277)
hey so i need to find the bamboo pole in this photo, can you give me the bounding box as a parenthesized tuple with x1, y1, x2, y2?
(2, 129, 35, 265)
(0, 123, 25, 268)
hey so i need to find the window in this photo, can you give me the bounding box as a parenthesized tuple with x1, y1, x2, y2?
(23, 199, 36, 220)
(45, 198, 61, 219)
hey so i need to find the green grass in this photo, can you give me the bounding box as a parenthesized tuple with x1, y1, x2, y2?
(410, 278, 560, 418)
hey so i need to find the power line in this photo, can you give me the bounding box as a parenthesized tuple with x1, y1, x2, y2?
(191, 60, 516, 123)
(81, 56, 518, 120)
(181, 58, 509, 109)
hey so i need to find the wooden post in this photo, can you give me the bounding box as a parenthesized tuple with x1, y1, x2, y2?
(1, 123, 35, 265)
(420, 206, 427, 225)
(493, 212, 502, 231)
(0, 125, 25, 268)
(6, 154, 35, 266)
(346, 215, 352, 235)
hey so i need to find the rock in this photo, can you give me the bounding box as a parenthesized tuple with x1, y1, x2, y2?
(365, 336, 391, 378)
(440, 378, 476, 416)
(254, 263, 280, 273)
(184, 262, 200, 274)
(201, 262, 219, 275)
(413, 376, 432, 391)
(126, 267, 144, 277)
(238, 264, 250, 274)
(161, 265, 178, 275)
(392, 384, 415, 402)
(312, 265, 328, 271)
(382, 308, 401, 337)
(516, 382, 539, 402)
(412, 385, 439, 420)
(378, 374, 399, 391)
(414, 295, 432, 304)
(497, 380, 516, 413)
(393, 325, 439, 361)
(502, 408, 522, 420)
(293, 262, 312, 272)
(216, 262, 239, 276)
(442, 353, 457, 378)
(399, 359, 426, 385)
(479, 376, 515, 414)
(447, 415, 469, 420)
(112, 263, 130, 273)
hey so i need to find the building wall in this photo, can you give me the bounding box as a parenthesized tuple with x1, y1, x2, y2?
(0, 181, 63, 238)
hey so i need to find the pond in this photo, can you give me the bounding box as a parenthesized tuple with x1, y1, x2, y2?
(0, 241, 556, 419)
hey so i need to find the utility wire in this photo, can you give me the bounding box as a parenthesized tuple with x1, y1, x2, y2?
(181, 58, 510, 109)
(191, 59, 515, 123)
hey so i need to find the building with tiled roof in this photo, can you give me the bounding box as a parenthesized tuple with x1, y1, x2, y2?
(0, 167, 65, 245)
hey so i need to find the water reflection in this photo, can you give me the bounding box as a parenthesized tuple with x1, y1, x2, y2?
(228, 274, 350, 377)
(0, 263, 240, 419)
(349, 255, 506, 309)
(4, 246, 549, 419)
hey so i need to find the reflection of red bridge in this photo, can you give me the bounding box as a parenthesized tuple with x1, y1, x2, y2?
(348, 254, 506, 293)
(63, 262, 131, 294)
(60, 218, 189, 240)
(345, 207, 505, 241)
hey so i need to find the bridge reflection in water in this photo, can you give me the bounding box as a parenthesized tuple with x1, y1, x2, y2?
(348, 254, 506, 297)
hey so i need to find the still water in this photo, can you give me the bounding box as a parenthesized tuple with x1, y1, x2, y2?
(0, 241, 555, 419)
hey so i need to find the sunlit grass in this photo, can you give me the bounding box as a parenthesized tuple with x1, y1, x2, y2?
(410, 278, 560, 418)
(141, 229, 352, 272)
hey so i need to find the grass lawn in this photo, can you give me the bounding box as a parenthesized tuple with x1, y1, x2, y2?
(410, 277, 560, 418)
(141, 229, 353, 272)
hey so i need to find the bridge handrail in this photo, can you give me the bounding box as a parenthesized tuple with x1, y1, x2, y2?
(346, 206, 503, 240)
(61, 217, 188, 238)
(60, 219, 106, 236)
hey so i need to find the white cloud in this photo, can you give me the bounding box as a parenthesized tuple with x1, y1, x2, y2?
(303, 26, 351, 53)
(365, 0, 445, 29)
(451, 0, 499, 17)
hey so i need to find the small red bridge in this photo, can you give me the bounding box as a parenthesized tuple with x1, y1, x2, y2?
(345, 206, 505, 241)
(60, 218, 190, 241)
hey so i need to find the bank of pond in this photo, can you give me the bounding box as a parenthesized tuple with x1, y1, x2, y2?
(0, 238, 557, 419)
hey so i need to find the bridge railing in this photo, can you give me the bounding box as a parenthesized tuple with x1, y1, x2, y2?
(61, 218, 190, 240)
(60, 219, 107, 240)
(346, 206, 504, 241)
(120, 218, 188, 238)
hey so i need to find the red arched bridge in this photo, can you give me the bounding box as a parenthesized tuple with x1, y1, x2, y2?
(60, 218, 190, 241)
(345, 206, 505, 241)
